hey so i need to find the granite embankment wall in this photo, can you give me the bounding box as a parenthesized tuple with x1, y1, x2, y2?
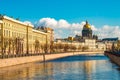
(0, 51, 103, 68)
(105, 52, 120, 66)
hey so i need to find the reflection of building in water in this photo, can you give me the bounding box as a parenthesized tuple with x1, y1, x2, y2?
(84, 61, 96, 74)
(84, 60, 96, 80)
(0, 62, 53, 80)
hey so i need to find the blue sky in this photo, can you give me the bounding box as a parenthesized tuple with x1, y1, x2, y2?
(0, 0, 120, 38)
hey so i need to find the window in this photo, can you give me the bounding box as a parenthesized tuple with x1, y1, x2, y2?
(6, 30, 8, 36)
(12, 32, 14, 36)
(9, 31, 10, 37)
(4, 30, 5, 36)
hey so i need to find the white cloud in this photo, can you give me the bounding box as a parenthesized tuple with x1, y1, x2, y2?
(37, 18, 71, 28)
(58, 30, 63, 33)
(91, 25, 97, 31)
(95, 25, 120, 39)
(58, 19, 70, 28)
(73, 30, 81, 35)
(71, 22, 84, 29)
(35, 17, 120, 39)
(37, 18, 57, 28)
(24, 21, 33, 25)
(54, 33, 62, 39)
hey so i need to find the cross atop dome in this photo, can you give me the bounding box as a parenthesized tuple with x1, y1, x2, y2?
(86, 20, 88, 24)
(83, 20, 91, 29)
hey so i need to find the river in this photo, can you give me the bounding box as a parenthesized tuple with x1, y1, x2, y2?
(0, 54, 120, 80)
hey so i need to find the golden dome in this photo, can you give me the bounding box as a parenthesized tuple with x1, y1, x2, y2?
(84, 21, 91, 29)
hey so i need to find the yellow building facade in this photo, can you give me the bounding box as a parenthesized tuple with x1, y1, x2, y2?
(0, 15, 53, 55)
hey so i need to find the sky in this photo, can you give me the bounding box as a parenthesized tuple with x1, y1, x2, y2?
(0, 0, 120, 39)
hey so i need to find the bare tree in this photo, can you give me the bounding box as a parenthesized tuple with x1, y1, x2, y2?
(82, 46, 89, 51)
(53, 44, 59, 53)
(64, 44, 69, 52)
(34, 40, 40, 54)
(58, 43, 64, 52)
(44, 43, 50, 53)
(78, 45, 82, 51)
(4, 38, 9, 55)
(15, 38, 24, 55)
(41, 44, 44, 53)
(8, 38, 12, 55)
(71, 45, 77, 52)
(50, 41, 54, 53)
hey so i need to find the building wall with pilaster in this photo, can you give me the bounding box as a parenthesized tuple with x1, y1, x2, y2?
(0, 15, 53, 55)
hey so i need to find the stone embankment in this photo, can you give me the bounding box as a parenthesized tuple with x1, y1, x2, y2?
(0, 51, 103, 68)
(105, 51, 120, 66)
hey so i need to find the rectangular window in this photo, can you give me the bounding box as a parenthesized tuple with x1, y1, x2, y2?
(4, 30, 5, 36)
(6, 30, 8, 36)
(9, 31, 10, 37)
(12, 32, 14, 37)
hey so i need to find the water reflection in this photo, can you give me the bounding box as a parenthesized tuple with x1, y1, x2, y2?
(0, 62, 53, 80)
(0, 54, 120, 80)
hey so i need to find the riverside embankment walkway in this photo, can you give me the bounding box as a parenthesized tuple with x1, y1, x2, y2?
(0, 51, 104, 68)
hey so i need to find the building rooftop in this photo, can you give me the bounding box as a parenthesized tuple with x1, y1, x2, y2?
(0, 15, 34, 27)
(102, 37, 118, 41)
